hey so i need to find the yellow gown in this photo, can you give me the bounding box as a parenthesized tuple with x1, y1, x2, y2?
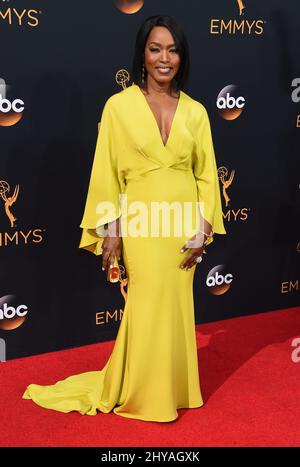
(22, 83, 226, 422)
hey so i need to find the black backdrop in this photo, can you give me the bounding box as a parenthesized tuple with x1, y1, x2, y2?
(0, 0, 299, 361)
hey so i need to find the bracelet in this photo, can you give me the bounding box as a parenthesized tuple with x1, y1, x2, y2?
(201, 231, 214, 248)
(199, 230, 214, 238)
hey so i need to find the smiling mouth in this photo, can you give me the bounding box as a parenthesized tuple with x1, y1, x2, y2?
(156, 66, 172, 73)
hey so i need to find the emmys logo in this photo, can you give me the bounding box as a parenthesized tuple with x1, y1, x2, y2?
(217, 85, 245, 120)
(0, 180, 45, 248)
(116, 69, 130, 90)
(218, 166, 235, 207)
(114, 0, 144, 14)
(281, 280, 299, 294)
(206, 265, 233, 295)
(236, 0, 245, 16)
(0, 4, 40, 27)
(0, 78, 24, 126)
(218, 167, 250, 223)
(97, 70, 130, 132)
(96, 265, 128, 326)
(0, 180, 19, 228)
(0, 295, 28, 331)
(210, 0, 265, 35)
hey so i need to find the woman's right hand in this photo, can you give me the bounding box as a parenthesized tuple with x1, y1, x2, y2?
(101, 218, 122, 280)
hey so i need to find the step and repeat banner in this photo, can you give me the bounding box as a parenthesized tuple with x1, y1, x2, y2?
(0, 0, 299, 360)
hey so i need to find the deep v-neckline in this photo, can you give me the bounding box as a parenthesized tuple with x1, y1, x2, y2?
(135, 83, 181, 149)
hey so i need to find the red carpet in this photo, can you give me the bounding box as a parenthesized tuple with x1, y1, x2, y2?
(1, 306, 299, 447)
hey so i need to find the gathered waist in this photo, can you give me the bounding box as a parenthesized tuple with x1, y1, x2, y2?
(124, 166, 195, 189)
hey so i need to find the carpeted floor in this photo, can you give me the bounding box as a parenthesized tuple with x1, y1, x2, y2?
(1, 306, 299, 447)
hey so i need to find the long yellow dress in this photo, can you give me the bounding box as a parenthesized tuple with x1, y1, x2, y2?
(22, 83, 226, 422)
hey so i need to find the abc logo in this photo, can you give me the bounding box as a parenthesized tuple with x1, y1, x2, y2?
(206, 265, 233, 295)
(0, 78, 24, 126)
(114, 0, 144, 13)
(0, 95, 24, 113)
(0, 295, 28, 330)
(217, 84, 245, 120)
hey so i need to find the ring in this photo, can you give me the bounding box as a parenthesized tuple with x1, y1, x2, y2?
(195, 256, 202, 263)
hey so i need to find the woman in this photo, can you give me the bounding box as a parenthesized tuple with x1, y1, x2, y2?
(22, 15, 226, 422)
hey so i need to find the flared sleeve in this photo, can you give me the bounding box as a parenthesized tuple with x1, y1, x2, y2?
(79, 99, 123, 255)
(192, 107, 226, 246)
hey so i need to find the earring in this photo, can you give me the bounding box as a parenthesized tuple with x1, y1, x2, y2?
(141, 63, 145, 83)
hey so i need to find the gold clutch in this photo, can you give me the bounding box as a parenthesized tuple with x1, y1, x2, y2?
(108, 256, 120, 283)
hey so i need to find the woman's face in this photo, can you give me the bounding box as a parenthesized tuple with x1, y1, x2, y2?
(143, 26, 181, 86)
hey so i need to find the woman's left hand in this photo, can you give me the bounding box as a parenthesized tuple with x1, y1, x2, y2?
(179, 232, 206, 270)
